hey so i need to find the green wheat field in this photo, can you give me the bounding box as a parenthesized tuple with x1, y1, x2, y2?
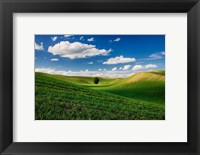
(35, 70, 165, 120)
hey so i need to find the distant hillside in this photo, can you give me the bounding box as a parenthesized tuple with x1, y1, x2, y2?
(36, 70, 165, 105)
(126, 71, 165, 84)
(92, 70, 165, 104)
(39, 73, 117, 86)
(150, 70, 165, 75)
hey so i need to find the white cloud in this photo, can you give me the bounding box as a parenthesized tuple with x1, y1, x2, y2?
(87, 38, 94, 42)
(119, 67, 122, 70)
(114, 38, 120, 42)
(112, 67, 117, 71)
(35, 68, 136, 78)
(122, 65, 131, 71)
(85, 69, 89, 72)
(35, 68, 55, 74)
(103, 55, 136, 65)
(145, 64, 157, 69)
(87, 62, 93, 64)
(103, 69, 107, 71)
(51, 58, 59, 61)
(80, 36, 83, 40)
(138, 51, 165, 61)
(149, 51, 165, 59)
(51, 36, 57, 41)
(64, 35, 73, 38)
(98, 69, 102, 71)
(35, 42, 44, 51)
(48, 41, 112, 59)
(161, 51, 165, 55)
(132, 65, 143, 71)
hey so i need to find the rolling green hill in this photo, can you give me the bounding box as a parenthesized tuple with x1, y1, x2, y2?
(40, 70, 165, 104)
(94, 71, 165, 104)
(35, 71, 165, 120)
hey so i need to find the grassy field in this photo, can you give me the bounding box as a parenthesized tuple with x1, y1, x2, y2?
(35, 70, 165, 120)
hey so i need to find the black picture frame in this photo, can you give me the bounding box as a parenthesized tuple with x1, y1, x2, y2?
(0, 0, 200, 154)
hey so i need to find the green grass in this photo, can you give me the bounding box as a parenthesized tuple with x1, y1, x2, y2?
(93, 72, 165, 104)
(35, 71, 165, 120)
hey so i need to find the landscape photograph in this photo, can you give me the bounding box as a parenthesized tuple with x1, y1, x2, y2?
(35, 35, 165, 120)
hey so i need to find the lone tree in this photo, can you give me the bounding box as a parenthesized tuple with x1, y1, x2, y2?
(94, 77, 100, 84)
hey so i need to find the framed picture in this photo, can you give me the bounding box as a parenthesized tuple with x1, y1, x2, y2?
(0, 0, 200, 154)
(35, 34, 165, 120)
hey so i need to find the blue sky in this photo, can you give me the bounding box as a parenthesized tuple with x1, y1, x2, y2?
(35, 35, 165, 78)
